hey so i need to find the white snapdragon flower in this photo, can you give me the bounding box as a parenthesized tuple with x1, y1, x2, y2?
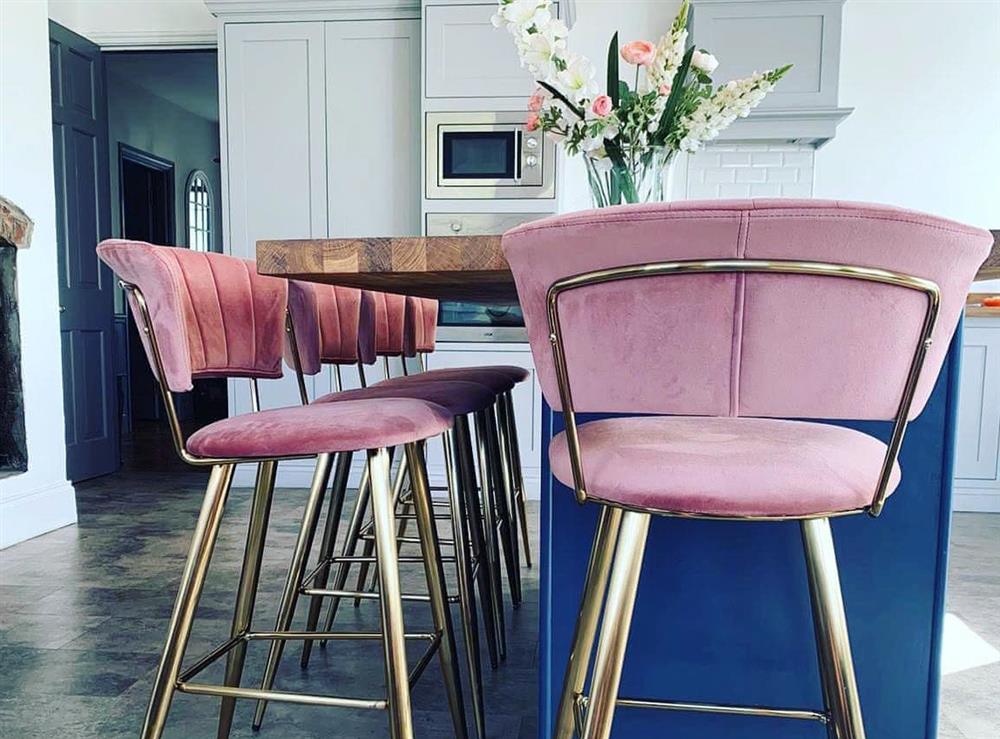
(649, 27, 687, 87)
(678, 70, 777, 151)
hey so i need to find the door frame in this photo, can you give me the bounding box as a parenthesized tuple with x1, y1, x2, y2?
(117, 143, 176, 245)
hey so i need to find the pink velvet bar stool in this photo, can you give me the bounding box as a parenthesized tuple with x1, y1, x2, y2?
(264, 281, 501, 739)
(378, 296, 530, 647)
(96, 243, 467, 739)
(501, 200, 992, 739)
(404, 294, 533, 575)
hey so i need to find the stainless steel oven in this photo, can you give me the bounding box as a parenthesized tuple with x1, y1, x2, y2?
(425, 112, 555, 200)
(427, 212, 552, 342)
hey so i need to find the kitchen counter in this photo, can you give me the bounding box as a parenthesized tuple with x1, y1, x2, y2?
(257, 230, 999, 296)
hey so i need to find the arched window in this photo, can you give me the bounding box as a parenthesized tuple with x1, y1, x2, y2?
(186, 170, 212, 252)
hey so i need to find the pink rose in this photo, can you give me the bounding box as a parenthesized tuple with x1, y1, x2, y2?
(591, 94, 613, 117)
(526, 112, 541, 131)
(528, 88, 546, 112)
(621, 40, 656, 66)
(658, 82, 672, 96)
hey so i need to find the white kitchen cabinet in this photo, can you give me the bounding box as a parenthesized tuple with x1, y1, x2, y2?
(222, 21, 332, 419)
(424, 2, 539, 99)
(424, 343, 543, 498)
(954, 316, 1000, 512)
(326, 20, 421, 237)
(214, 6, 422, 487)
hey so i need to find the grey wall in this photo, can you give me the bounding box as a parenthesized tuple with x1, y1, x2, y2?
(105, 69, 222, 255)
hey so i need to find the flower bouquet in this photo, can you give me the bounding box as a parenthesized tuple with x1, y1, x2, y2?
(493, 0, 792, 207)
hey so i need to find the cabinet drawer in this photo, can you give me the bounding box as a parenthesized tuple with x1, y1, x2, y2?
(426, 212, 548, 237)
(425, 3, 557, 99)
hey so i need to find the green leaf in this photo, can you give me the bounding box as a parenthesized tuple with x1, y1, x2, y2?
(607, 31, 620, 107)
(654, 45, 695, 142)
(537, 80, 584, 120)
(604, 138, 638, 204)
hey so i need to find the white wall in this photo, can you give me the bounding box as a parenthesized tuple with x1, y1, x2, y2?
(813, 0, 1000, 231)
(106, 69, 223, 253)
(48, 0, 216, 47)
(0, 0, 77, 548)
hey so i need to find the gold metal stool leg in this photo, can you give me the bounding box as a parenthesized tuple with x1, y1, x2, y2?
(502, 390, 532, 568)
(581, 511, 650, 739)
(252, 454, 333, 730)
(300, 451, 353, 668)
(456, 415, 501, 669)
(368, 447, 415, 739)
(485, 405, 522, 607)
(443, 428, 486, 738)
(474, 410, 507, 659)
(319, 461, 371, 643)
(801, 518, 867, 739)
(141, 463, 235, 739)
(217, 461, 276, 739)
(407, 442, 470, 739)
(554, 505, 624, 739)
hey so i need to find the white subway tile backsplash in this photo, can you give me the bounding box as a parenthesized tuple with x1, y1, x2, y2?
(721, 152, 751, 167)
(705, 168, 736, 184)
(735, 167, 768, 184)
(749, 151, 782, 167)
(685, 143, 814, 201)
(766, 167, 798, 183)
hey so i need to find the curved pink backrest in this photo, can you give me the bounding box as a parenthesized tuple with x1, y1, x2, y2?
(97, 240, 288, 393)
(404, 297, 439, 357)
(360, 290, 406, 358)
(285, 281, 368, 374)
(502, 200, 991, 420)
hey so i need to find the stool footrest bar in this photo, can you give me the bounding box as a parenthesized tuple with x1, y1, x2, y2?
(175, 682, 388, 711)
(605, 695, 828, 723)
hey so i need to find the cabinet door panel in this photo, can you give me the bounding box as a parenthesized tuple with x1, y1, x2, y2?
(223, 22, 330, 415)
(224, 22, 328, 259)
(955, 323, 1000, 481)
(326, 20, 420, 237)
(425, 4, 539, 98)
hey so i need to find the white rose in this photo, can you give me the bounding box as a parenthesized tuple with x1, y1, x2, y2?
(691, 50, 719, 74)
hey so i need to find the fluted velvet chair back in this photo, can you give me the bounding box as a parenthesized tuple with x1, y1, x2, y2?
(97, 240, 288, 393)
(285, 280, 373, 375)
(502, 200, 991, 421)
(404, 297, 439, 357)
(363, 290, 407, 357)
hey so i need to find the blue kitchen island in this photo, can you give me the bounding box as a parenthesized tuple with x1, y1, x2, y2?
(536, 335, 962, 739)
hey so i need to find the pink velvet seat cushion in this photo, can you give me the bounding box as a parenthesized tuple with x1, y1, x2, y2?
(549, 416, 901, 518)
(378, 367, 514, 395)
(187, 399, 452, 458)
(316, 380, 496, 417)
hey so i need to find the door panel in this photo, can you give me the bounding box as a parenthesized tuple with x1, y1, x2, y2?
(223, 22, 329, 416)
(325, 19, 420, 238)
(50, 21, 118, 481)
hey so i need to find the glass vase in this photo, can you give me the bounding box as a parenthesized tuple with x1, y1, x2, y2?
(584, 146, 674, 208)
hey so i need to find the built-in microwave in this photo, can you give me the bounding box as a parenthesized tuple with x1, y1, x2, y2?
(425, 111, 556, 199)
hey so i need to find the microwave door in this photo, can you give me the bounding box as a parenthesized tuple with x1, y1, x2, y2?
(439, 128, 518, 187)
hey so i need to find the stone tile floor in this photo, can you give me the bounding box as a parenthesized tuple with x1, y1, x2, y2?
(0, 466, 997, 738)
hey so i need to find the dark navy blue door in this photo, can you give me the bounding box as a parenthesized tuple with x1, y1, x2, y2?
(50, 22, 118, 481)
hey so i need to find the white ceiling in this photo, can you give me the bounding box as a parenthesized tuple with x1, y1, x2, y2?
(106, 51, 219, 123)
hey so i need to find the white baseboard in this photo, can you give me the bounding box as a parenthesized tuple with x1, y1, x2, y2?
(0, 480, 78, 549)
(233, 457, 541, 500)
(953, 488, 1000, 513)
